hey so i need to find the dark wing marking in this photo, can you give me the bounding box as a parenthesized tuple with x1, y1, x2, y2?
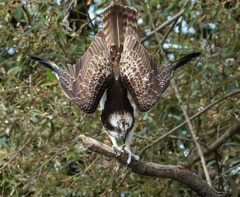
(28, 30, 113, 113)
(102, 4, 138, 62)
(119, 27, 201, 112)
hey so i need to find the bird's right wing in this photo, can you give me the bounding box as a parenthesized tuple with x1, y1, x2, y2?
(28, 30, 114, 113)
(119, 27, 201, 112)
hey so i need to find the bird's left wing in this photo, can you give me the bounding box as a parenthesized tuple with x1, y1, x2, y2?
(119, 27, 201, 112)
(28, 30, 113, 113)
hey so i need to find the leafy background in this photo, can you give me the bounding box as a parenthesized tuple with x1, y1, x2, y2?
(0, 0, 239, 196)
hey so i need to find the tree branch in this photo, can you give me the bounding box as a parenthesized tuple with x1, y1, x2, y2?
(189, 122, 240, 167)
(172, 80, 212, 186)
(140, 1, 190, 43)
(139, 88, 240, 155)
(79, 135, 229, 197)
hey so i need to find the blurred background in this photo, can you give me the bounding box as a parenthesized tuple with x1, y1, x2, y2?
(0, 0, 239, 196)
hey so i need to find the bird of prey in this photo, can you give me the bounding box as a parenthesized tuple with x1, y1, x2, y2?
(28, 4, 200, 164)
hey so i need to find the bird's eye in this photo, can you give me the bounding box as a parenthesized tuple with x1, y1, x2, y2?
(115, 127, 119, 132)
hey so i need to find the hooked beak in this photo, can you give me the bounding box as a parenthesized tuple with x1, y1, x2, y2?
(120, 133, 127, 143)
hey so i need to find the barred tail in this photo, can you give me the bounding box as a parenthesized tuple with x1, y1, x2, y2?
(102, 5, 138, 60)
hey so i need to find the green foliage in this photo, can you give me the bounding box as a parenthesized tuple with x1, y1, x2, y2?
(0, 0, 239, 196)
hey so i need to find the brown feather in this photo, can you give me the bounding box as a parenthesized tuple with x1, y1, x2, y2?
(120, 27, 200, 112)
(54, 30, 114, 113)
(102, 5, 138, 63)
(29, 5, 200, 114)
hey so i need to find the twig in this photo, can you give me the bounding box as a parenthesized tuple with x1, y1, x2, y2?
(213, 162, 240, 184)
(146, 4, 162, 46)
(140, 1, 190, 43)
(141, 4, 206, 183)
(116, 168, 131, 188)
(172, 80, 212, 186)
(147, 3, 209, 183)
(139, 89, 240, 154)
(79, 134, 229, 197)
(36, 114, 87, 179)
(161, 1, 190, 45)
(0, 124, 42, 171)
(189, 122, 240, 167)
(145, 3, 210, 183)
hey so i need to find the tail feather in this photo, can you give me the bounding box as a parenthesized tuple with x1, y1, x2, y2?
(102, 5, 138, 60)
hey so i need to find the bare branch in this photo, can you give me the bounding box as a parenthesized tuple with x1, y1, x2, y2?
(145, 4, 210, 185)
(79, 135, 229, 197)
(172, 80, 212, 186)
(140, 1, 190, 43)
(139, 89, 240, 154)
(189, 122, 240, 166)
(0, 125, 42, 171)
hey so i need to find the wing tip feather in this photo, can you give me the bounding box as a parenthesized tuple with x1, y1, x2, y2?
(174, 52, 201, 69)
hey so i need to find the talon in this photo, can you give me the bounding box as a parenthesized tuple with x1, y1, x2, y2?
(127, 154, 140, 165)
(133, 157, 140, 165)
(123, 147, 140, 165)
(120, 149, 126, 157)
(127, 156, 132, 165)
(104, 155, 112, 161)
(112, 146, 124, 156)
(112, 146, 118, 153)
(122, 148, 127, 156)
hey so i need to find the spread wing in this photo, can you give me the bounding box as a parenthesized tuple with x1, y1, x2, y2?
(28, 30, 113, 113)
(119, 28, 201, 112)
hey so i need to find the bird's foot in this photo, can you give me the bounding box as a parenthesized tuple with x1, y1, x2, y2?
(112, 145, 125, 156)
(123, 147, 140, 165)
(112, 146, 140, 165)
(103, 155, 112, 161)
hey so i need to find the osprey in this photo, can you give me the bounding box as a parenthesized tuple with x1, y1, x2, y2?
(28, 5, 200, 164)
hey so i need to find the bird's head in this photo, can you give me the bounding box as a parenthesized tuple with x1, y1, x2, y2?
(103, 112, 134, 142)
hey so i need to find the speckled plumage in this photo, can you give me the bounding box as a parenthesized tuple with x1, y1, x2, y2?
(28, 4, 200, 164)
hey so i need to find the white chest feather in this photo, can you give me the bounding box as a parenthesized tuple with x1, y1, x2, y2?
(99, 90, 107, 111)
(127, 91, 137, 115)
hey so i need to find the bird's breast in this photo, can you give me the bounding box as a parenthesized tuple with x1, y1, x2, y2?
(100, 80, 134, 129)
